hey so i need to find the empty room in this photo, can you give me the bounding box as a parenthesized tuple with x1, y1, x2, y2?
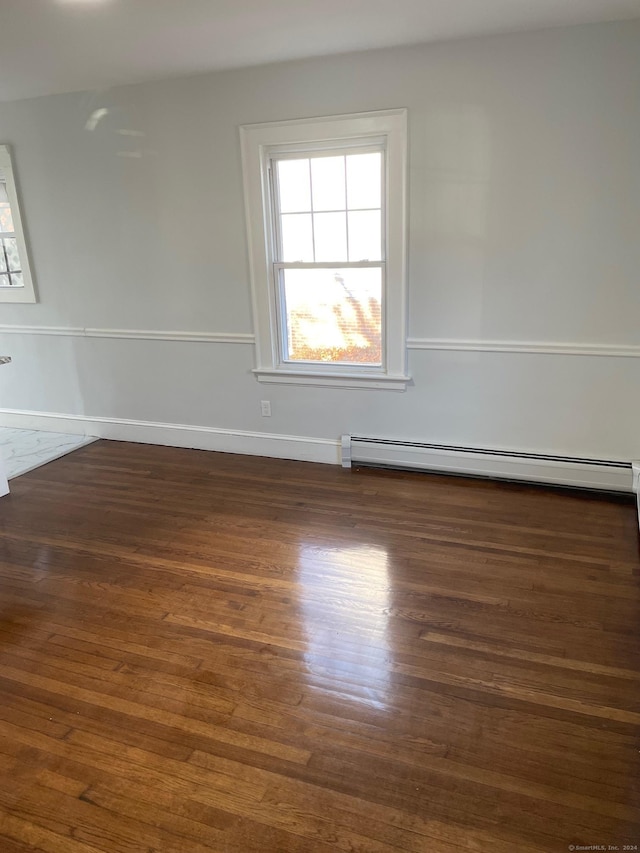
(0, 0, 638, 850)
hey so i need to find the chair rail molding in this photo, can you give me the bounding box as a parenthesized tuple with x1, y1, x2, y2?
(0, 326, 638, 358)
(0, 325, 255, 344)
(406, 338, 640, 358)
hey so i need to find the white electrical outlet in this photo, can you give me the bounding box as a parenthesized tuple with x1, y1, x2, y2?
(260, 400, 271, 417)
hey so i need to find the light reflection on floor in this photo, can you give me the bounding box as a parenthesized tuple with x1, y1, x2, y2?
(298, 542, 391, 711)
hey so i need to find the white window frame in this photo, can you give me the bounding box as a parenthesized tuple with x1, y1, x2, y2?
(240, 109, 409, 390)
(0, 145, 36, 303)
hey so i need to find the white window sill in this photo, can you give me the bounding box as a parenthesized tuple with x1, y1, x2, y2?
(252, 368, 410, 390)
(0, 287, 36, 304)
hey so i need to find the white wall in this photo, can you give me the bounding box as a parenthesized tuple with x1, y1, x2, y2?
(0, 20, 639, 464)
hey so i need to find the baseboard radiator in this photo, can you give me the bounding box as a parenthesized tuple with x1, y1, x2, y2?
(342, 435, 636, 494)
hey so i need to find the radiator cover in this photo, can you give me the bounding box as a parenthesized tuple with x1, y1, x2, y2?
(342, 435, 635, 493)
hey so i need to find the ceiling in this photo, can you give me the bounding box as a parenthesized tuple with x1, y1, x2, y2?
(1, 0, 640, 102)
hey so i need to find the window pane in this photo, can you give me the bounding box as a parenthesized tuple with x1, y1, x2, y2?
(0, 244, 5, 272)
(280, 213, 314, 262)
(310, 156, 345, 212)
(3, 238, 20, 272)
(9, 272, 23, 287)
(313, 212, 347, 262)
(0, 274, 10, 287)
(0, 195, 14, 233)
(282, 267, 382, 365)
(277, 159, 311, 213)
(348, 210, 382, 261)
(347, 152, 381, 210)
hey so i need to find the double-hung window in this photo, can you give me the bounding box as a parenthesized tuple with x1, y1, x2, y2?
(241, 110, 408, 389)
(0, 145, 36, 303)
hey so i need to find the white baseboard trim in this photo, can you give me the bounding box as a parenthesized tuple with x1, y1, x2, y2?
(0, 409, 341, 465)
(346, 437, 633, 492)
(0, 408, 632, 491)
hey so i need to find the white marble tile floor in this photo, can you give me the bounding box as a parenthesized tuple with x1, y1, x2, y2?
(0, 428, 97, 479)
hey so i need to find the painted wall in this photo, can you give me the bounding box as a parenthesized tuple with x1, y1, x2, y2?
(0, 20, 638, 462)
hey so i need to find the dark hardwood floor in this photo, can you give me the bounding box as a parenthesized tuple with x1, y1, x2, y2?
(0, 439, 638, 852)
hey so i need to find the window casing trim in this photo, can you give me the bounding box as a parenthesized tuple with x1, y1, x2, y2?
(240, 109, 409, 390)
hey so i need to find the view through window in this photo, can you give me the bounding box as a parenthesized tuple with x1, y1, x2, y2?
(272, 149, 384, 366)
(0, 179, 23, 288)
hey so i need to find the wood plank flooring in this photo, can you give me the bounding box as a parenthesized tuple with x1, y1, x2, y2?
(0, 439, 637, 852)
